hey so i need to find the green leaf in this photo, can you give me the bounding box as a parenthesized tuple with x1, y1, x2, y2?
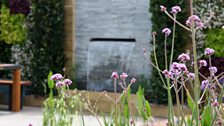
(145, 101, 151, 118)
(124, 104, 130, 119)
(201, 105, 212, 126)
(186, 90, 194, 112)
(47, 71, 55, 89)
(136, 86, 151, 121)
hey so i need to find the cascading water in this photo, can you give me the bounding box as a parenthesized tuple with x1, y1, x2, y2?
(87, 39, 135, 92)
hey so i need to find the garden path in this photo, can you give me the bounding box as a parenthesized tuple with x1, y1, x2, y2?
(0, 105, 167, 126)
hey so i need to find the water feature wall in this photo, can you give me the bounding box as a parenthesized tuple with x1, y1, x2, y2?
(87, 39, 135, 91)
(75, 0, 152, 90)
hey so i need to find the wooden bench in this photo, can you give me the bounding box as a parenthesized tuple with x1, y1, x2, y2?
(0, 80, 32, 110)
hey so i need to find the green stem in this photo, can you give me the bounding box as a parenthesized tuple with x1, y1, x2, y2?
(114, 79, 118, 126)
(165, 11, 191, 32)
(169, 15, 176, 68)
(152, 34, 166, 86)
(174, 81, 181, 125)
(192, 27, 200, 126)
(164, 37, 168, 70)
(167, 15, 177, 126)
(167, 79, 175, 126)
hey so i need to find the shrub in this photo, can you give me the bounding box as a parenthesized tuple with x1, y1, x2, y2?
(0, 42, 12, 63)
(0, 4, 27, 44)
(194, 0, 224, 56)
(28, 0, 65, 95)
(205, 28, 224, 58)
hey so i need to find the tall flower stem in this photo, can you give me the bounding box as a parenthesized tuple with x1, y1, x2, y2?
(165, 11, 191, 31)
(169, 15, 176, 68)
(151, 33, 174, 124)
(164, 37, 168, 70)
(114, 79, 118, 126)
(152, 34, 166, 86)
(192, 26, 200, 126)
(167, 14, 178, 126)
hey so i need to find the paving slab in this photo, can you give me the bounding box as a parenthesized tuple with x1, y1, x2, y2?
(0, 105, 167, 126)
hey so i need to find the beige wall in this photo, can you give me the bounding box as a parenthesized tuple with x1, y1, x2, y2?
(64, 0, 75, 76)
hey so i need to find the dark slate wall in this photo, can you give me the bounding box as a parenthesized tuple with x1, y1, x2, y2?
(75, 0, 152, 89)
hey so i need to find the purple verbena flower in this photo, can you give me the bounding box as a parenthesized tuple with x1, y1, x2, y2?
(162, 28, 171, 36)
(171, 62, 179, 71)
(196, 21, 204, 29)
(201, 80, 210, 90)
(199, 60, 207, 67)
(56, 81, 64, 87)
(64, 79, 72, 86)
(162, 70, 172, 78)
(209, 66, 218, 74)
(111, 72, 119, 79)
(171, 6, 181, 14)
(160, 5, 166, 12)
(212, 99, 219, 107)
(204, 48, 215, 56)
(187, 73, 195, 80)
(177, 53, 190, 62)
(186, 15, 203, 29)
(51, 73, 63, 81)
(152, 31, 157, 36)
(120, 73, 128, 79)
(179, 63, 188, 72)
(131, 78, 136, 83)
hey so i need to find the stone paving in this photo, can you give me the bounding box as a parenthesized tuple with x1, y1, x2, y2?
(0, 105, 167, 126)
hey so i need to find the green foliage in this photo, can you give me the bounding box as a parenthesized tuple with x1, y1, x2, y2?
(47, 71, 55, 98)
(0, 42, 12, 63)
(205, 28, 224, 57)
(136, 87, 151, 121)
(43, 73, 81, 126)
(28, 0, 65, 95)
(0, 42, 12, 77)
(0, 5, 27, 44)
(186, 90, 194, 113)
(149, 0, 188, 104)
(201, 105, 213, 126)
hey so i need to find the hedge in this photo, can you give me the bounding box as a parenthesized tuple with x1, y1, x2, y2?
(28, 0, 65, 94)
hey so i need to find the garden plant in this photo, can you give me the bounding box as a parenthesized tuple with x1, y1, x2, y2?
(42, 1, 224, 126)
(44, 71, 153, 126)
(150, 3, 224, 126)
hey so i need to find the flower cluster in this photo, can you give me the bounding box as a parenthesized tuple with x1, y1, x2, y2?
(186, 15, 204, 29)
(162, 28, 171, 36)
(160, 5, 181, 14)
(51, 73, 72, 87)
(111, 72, 136, 84)
(160, 5, 166, 12)
(201, 80, 210, 90)
(162, 62, 190, 79)
(199, 60, 207, 67)
(204, 48, 215, 55)
(187, 73, 195, 80)
(177, 53, 190, 62)
(171, 6, 181, 14)
(209, 66, 218, 74)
